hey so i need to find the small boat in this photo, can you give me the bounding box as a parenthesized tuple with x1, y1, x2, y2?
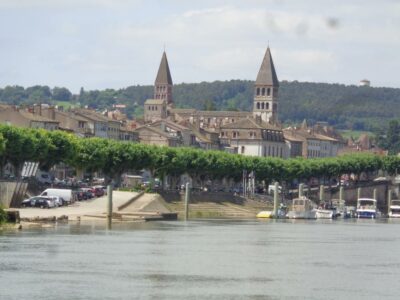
(332, 199, 346, 218)
(316, 201, 338, 219)
(256, 211, 273, 218)
(388, 200, 400, 218)
(287, 196, 317, 219)
(257, 204, 288, 219)
(315, 208, 334, 219)
(356, 198, 380, 219)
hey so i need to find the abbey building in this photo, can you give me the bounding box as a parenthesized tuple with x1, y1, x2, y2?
(139, 48, 341, 158)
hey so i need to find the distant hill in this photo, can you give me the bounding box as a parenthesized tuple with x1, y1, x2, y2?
(1, 80, 400, 130)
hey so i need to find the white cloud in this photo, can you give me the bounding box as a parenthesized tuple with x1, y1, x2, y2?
(0, 1, 399, 90)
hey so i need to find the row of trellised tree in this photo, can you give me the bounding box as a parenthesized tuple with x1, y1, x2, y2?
(0, 125, 399, 187)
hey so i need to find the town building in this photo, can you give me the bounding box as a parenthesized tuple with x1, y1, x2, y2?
(0, 104, 59, 130)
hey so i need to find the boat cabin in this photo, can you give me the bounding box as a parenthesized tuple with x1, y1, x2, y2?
(292, 196, 314, 212)
(357, 198, 377, 209)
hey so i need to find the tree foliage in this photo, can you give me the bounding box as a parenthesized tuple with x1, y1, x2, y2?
(1, 125, 400, 185)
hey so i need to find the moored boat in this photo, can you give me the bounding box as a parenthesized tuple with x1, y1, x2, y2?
(256, 211, 273, 218)
(287, 196, 316, 219)
(388, 200, 400, 218)
(356, 198, 380, 219)
(315, 208, 334, 219)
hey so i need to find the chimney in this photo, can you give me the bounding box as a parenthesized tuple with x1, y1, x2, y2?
(48, 106, 56, 120)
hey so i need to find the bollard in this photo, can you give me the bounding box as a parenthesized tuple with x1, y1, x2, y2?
(373, 188, 377, 200)
(184, 182, 190, 221)
(339, 186, 344, 201)
(107, 185, 113, 229)
(319, 185, 324, 202)
(357, 187, 361, 200)
(273, 182, 279, 218)
(388, 190, 392, 216)
(299, 183, 304, 198)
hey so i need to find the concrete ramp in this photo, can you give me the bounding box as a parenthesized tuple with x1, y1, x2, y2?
(120, 193, 170, 213)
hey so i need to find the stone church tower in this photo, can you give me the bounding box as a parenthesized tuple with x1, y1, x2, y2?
(154, 51, 173, 106)
(252, 47, 279, 123)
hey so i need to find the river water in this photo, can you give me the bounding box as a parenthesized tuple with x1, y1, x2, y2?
(1, 219, 400, 300)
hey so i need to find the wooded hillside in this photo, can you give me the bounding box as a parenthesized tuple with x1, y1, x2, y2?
(1, 80, 399, 131)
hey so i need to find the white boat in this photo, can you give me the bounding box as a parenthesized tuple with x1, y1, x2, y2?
(287, 196, 317, 219)
(389, 200, 400, 218)
(315, 208, 334, 219)
(356, 198, 380, 219)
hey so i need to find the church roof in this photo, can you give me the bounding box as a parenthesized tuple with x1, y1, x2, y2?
(155, 51, 173, 85)
(194, 111, 251, 117)
(255, 47, 279, 86)
(221, 117, 281, 131)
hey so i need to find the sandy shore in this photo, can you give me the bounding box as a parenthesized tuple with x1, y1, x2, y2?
(18, 191, 138, 221)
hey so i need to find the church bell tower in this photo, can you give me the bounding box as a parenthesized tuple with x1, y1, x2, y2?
(253, 47, 279, 123)
(154, 51, 173, 106)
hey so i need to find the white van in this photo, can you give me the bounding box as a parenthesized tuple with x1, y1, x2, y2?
(40, 189, 75, 203)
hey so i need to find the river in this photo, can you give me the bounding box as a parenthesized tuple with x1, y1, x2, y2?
(1, 219, 400, 299)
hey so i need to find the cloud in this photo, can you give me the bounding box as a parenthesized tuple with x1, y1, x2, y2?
(0, 1, 399, 90)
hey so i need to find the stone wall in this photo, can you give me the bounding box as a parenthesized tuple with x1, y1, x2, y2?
(159, 190, 244, 204)
(0, 181, 18, 208)
(301, 181, 392, 211)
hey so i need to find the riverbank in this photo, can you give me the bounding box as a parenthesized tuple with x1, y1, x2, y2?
(9, 191, 270, 228)
(18, 191, 138, 221)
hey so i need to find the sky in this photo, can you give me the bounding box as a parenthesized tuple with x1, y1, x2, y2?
(0, 0, 399, 92)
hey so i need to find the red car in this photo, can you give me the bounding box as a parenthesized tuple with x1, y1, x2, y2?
(93, 187, 105, 197)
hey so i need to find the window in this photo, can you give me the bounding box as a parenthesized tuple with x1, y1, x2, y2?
(256, 88, 260, 95)
(261, 102, 265, 109)
(233, 132, 237, 138)
(267, 88, 271, 96)
(256, 102, 260, 109)
(266, 102, 269, 110)
(241, 146, 245, 154)
(261, 88, 265, 96)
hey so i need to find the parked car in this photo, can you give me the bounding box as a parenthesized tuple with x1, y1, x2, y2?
(33, 197, 55, 209)
(48, 196, 65, 207)
(21, 196, 42, 207)
(93, 187, 105, 197)
(93, 185, 107, 195)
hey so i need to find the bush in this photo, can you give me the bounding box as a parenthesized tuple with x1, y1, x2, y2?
(0, 206, 8, 224)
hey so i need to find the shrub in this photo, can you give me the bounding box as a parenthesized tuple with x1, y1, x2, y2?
(0, 205, 8, 224)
